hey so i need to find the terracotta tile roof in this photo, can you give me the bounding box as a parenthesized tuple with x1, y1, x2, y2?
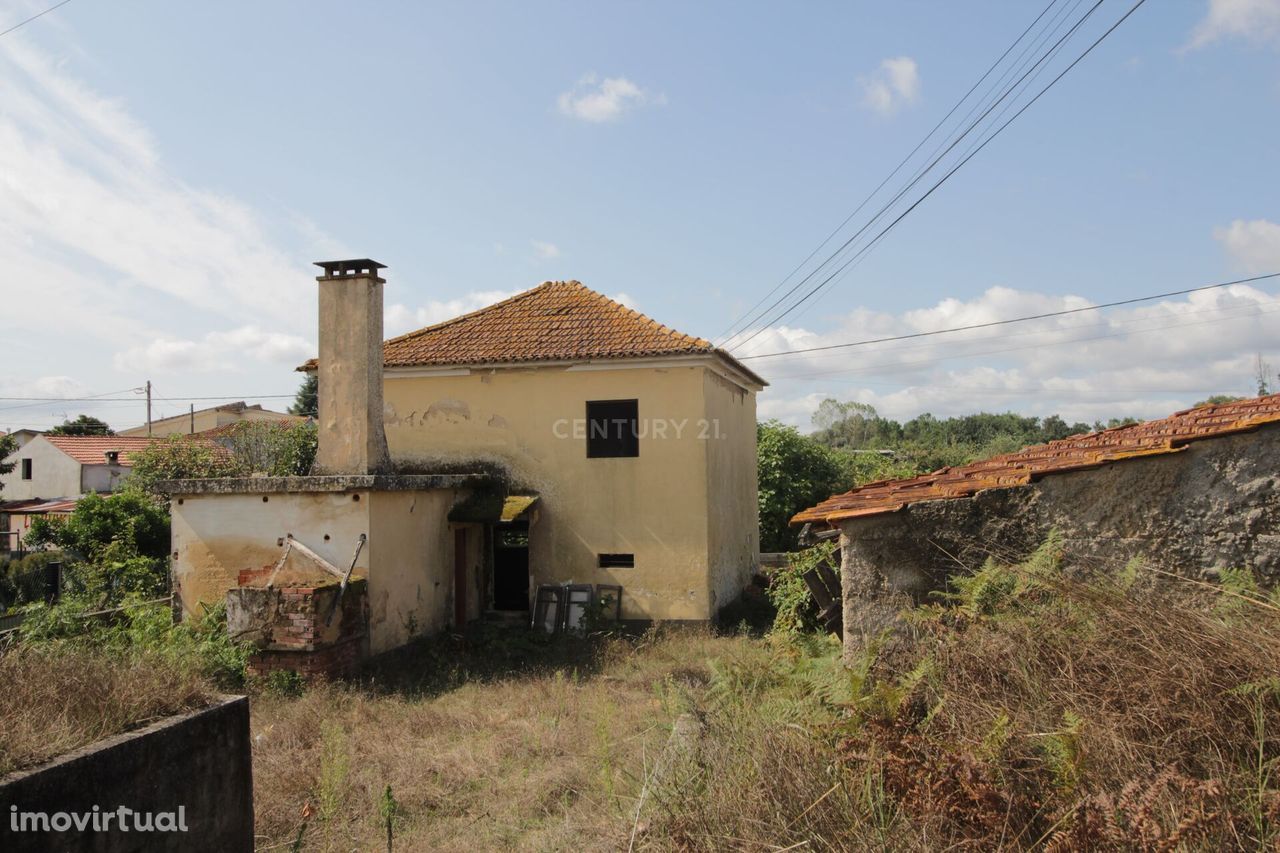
(43, 435, 160, 466)
(793, 394, 1280, 526)
(299, 280, 766, 385)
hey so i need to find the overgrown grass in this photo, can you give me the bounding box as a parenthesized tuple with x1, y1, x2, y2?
(646, 538, 1280, 850)
(0, 643, 215, 777)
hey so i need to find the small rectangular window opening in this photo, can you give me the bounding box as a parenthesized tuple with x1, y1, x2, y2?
(598, 553, 635, 568)
(586, 399, 639, 458)
(21, 459, 32, 480)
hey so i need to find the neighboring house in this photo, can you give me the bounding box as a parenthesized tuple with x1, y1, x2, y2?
(0, 435, 156, 501)
(1, 498, 76, 554)
(119, 402, 301, 437)
(4, 428, 43, 449)
(316, 279, 768, 622)
(793, 395, 1280, 662)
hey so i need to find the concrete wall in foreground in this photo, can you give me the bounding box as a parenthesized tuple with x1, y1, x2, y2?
(837, 424, 1280, 657)
(0, 696, 252, 852)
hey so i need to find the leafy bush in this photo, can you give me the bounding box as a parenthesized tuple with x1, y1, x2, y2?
(26, 491, 170, 604)
(766, 542, 838, 636)
(127, 435, 239, 499)
(21, 596, 247, 688)
(222, 420, 317, 476)
(756, 421, 850, 552)
(0, 551, 62, 612)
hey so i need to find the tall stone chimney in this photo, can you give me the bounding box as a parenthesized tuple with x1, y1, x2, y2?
(313, 259, 392, 475)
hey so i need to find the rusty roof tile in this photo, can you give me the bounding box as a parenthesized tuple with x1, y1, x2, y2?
(298, 280, 766, 386)
(792, 393, 1280, 526)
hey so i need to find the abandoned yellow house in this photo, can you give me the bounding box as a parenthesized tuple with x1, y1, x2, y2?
(333, 273, 767, 623)
(164, 260, 765, 671)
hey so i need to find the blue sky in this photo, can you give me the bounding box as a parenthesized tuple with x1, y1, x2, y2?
(2, 0, 1279, 432)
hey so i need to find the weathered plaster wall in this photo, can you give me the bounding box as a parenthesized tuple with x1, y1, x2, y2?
(171, 486, 465, 654)
(365, 490, 456, 652)
(0, 696, 252, 852)
(702, 369, 760, 614)
(315, 273, 391, 475)
(838, 424, 1280, 656)
(384, 362, 756, 620)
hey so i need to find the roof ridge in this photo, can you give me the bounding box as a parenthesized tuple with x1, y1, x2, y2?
(382, 280, 562, 347)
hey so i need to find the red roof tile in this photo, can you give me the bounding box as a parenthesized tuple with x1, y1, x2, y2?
(43, 435, 159, 466)
(300, 280, 766, 385)
(792, 394, 1280, 526)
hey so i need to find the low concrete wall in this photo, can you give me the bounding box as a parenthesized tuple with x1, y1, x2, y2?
(0, 696, 252, 852)
(837, 424, 1280, 658)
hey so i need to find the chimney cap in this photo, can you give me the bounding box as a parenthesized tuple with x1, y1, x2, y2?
(314, 258, 387, 279)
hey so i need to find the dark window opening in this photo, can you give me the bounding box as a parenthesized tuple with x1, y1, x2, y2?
(598, 553, 635, 568)
(20, 459, 31, 480)
(586, 399, 639, 458)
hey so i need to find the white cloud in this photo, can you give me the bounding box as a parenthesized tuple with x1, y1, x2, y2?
(612, 292, 638, 310)
(112, 326, 315, 374)
(741, 282, 1280, 429)
(530, 239, 561, 260)
(859, 56, 920, 115)
(385, 290, 520, 337)
(1188, 0, 1280, 48)
(1214, 218, 1280, 272)
(556, 73, 665, 123)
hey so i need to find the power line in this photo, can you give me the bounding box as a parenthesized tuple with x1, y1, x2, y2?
(729, 0, 1145, 354)
(0, 0, 74, 39)
(722, 0, 1103, 351)
(712, 0, 1064, 347)
(768, 301, 1280, 381)
(0, 394, 297, 402)
(737, 271, 1280, 361)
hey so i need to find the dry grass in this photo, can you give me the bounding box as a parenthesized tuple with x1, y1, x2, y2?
(249, 627, 761, 851)
(0, 643, 215, 777)
(250, 550, 1280, 851)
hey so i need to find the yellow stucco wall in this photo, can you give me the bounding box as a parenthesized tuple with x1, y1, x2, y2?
(383, 361, 758, 621)
(171, 488, 465, 654)
(703, 369, 761, 612)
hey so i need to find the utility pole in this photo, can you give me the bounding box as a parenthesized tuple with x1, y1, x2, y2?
(189, 403, 195, 435)
(146, 380, 152, 437)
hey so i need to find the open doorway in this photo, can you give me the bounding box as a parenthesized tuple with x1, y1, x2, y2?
(493, 523, 529, 611)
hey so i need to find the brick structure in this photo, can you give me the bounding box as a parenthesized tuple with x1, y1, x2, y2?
(227, 579, 369, 681)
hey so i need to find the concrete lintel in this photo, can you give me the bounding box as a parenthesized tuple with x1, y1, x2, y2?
(157, 473, 483, 495)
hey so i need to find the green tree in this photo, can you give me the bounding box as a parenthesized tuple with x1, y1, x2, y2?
(127, 435, 239, 499)
(223, 420, 317, 476)
(0, 433, 15, 498)
(1193, 394, 1245, 408)
(757, 421, 850, 552)
(290, 374, 318, 417)
(46, 414, 114, 436)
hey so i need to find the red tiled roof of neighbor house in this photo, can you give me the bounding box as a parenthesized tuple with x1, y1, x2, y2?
(299, 280, 766, 386)
(792, 393, 1280, 526)
(43, 435, 160, 466)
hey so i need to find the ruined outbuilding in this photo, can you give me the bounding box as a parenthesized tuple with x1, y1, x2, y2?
(165, 261, 487, 672)
(794, 395, 1280, 660)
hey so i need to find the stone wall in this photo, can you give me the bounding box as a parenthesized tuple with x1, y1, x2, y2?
(837, 423, 1280, 658)
(0, 696, 252, 852)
